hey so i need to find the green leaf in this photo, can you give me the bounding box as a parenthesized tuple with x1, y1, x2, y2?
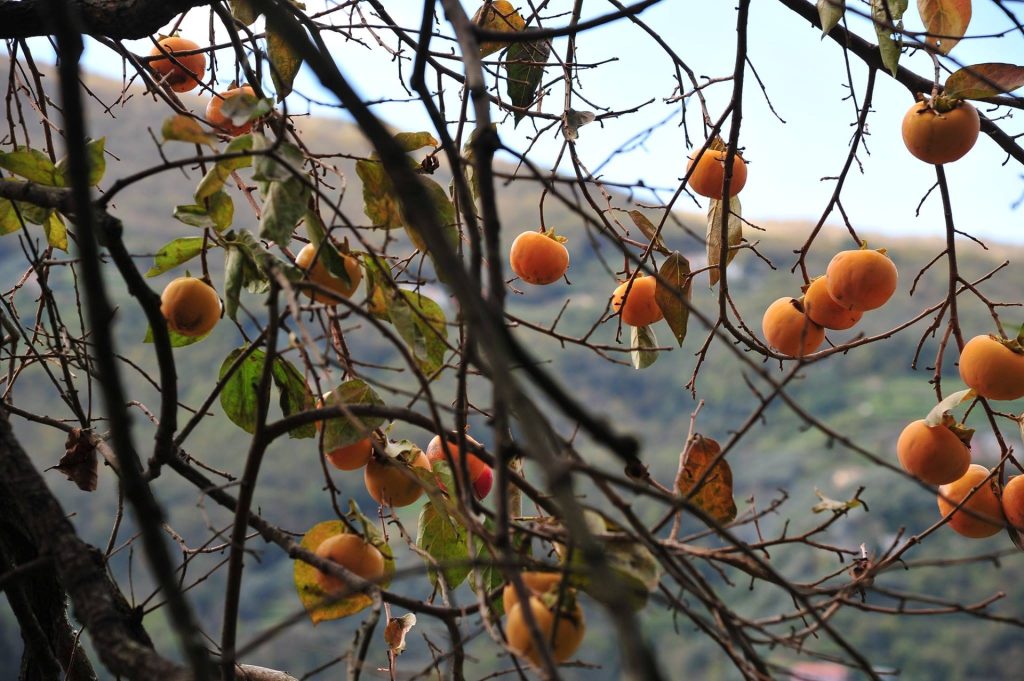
(161, 115, 216, 146)
(321, 379, 387, 451)
(293, 519, 394, 624)
(707, 196, 742, 287)
(944, 63, 1024, 99)
(259, 176, 308, 244)
(146, 237, 206, 277)
(195, 134, 254, 201)
(267, 26, 302, 100)
(918, 0, 971, 54)
(57, 140, 105, 186)
(14, 201, 49, 225)
(252, 134, 305, 183)
(817, 0, 845, 34)
(0, 199, 21, 235)
(271, 357, 316, 439)
(655, 252, 692, 346)
(356, 158, 403, 230)
(223, 243, 250, 320)
(405, 176, 458, 281)
(207, 190, 234, 232)
(220, 92, 272, 129)
(43, 211, 67, 251)
(389, 290, 448, 378)
(230, 0, 260, 25)
(871, 0, 908, 77)
(363, 254, 395, 319)
(630, 325, 659, 370)
(144, 324, 210, 348)
(0, 148, 62, 185)
(219, 348, 268, 434)
(506, 39, 550, 124)
(416, 501, 470, 590)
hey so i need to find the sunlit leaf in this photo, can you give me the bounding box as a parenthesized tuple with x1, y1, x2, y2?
(195, 134, 254, 201)
(145, 237, 206, 277)
(0, 200, 21, 235)
(924, 388, 976, 426)
(0, 147, 62, 186)
(655, 252, 692, 346)
(394, 132, 439, 152)
(812, 488, 864, 514)
(707, 196, 742, 286)
(473, 0, 527, 56)
(918, 0, 971, 54)
(817, 0, 845, 33)
(43, 211, 67, 251)
(630, 324, 659, 370)
(56, 137, 107, 186)
(944, 63, 1024, 99)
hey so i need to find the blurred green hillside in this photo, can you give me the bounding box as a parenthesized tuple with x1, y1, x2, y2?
(2, 62, 1024, 680)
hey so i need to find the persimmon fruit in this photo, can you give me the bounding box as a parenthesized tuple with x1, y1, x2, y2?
(509, 230, 569, 285)
(206, 85, 257, 136)
(296, 243, 363, 304)
(802, 276, 862, 330)
(686, 148, 747, 200)
(313, 532, 385, 595)
(160, 277, 220, 338)
(611, 276, 663, 327)
(902, 99, 980, 165)
(149, 36, 206, 93)
(364, 447, 431, 507)
(825, 248, 898, 311)
(425, 434, 493, 500)
(501, 572, 564, 615)
(1002, 475, 1024, 531)
(325, 438, 373, 471)
(761, 297, 824, 358)
(958, 334, 1024, 401)
(896, 420, 971, 485)
(506, 596, 585, 667)
(937, 464, 1004, 538)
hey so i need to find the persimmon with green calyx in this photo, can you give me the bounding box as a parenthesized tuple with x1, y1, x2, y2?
(506, 594, 585, 668)
(313, 532, 385, 596)
(937, 464, 1004, 538)
(761, 297, 824, 358)
(364, 442, 431, 507)
(206, 85, 257, 136)
(149, 36, 206, 93)
(160, 277, 221, 338)
(896, 419, 971, 485)
(958, 334, 1024, 401)
(425, 434, 493, 500)
(902, 97, 980, 165)
(509, 229, 569, 285)
(296, 243, 363, 304)
(686, 146, 747, 200)
(802, 276, 862, 330)
(825, 246, 898, 311)
(1001, 475, 1024, 531)
(611, 275, 663, 327)
(314, 393, 375, 470)
(501, 571, 565, 615)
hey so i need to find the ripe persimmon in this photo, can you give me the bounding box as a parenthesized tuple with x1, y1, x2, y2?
(937, 464, 1004, 538)
(509, 230, 569, 285)
(1002, 475, 1024, 531)
(160, 277, 221, 337)
(958, 334, 1024, 401)
(295, 243, 363, 304)
(687, 148, 747, 200)
(802, 276, 862, 330)
(149, 36, 206, 93)
(896, 419, 971, 485)
(206, 85, 257, 136)
(425, 434, 493, 500)
(325, 438, 373, 471)
(611, 276, 663, 327)
(501, 572, 564, 615)
(761, 297, 824, 358)
(364, 446, 431, 507)
(313, 532, 385, 595)
(902, 98, 980, 165)
(506, 595, 585, 667)
(825, 248, 898, 311)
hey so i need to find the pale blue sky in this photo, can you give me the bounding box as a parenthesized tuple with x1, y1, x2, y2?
(52, 1, 1024, 245)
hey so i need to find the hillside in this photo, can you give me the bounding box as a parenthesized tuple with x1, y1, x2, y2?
(2, 61, 1024, 681)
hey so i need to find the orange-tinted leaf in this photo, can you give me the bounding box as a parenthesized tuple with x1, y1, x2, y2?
(384, 613, 417, 654)
(293, 519, 394, 624)
(944, 62, 1024, 99)
(472, 0, 527, 57)
(678, 437, 736, 525)
(655, 252, 692, 346)
(918, 0, 971, 54)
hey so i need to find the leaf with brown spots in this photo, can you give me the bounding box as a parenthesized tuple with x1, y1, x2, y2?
(49, 428, 98, 492)
(677, 435, 736, 524)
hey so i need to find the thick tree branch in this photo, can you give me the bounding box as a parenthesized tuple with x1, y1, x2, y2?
(0, 0, 207, 39)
